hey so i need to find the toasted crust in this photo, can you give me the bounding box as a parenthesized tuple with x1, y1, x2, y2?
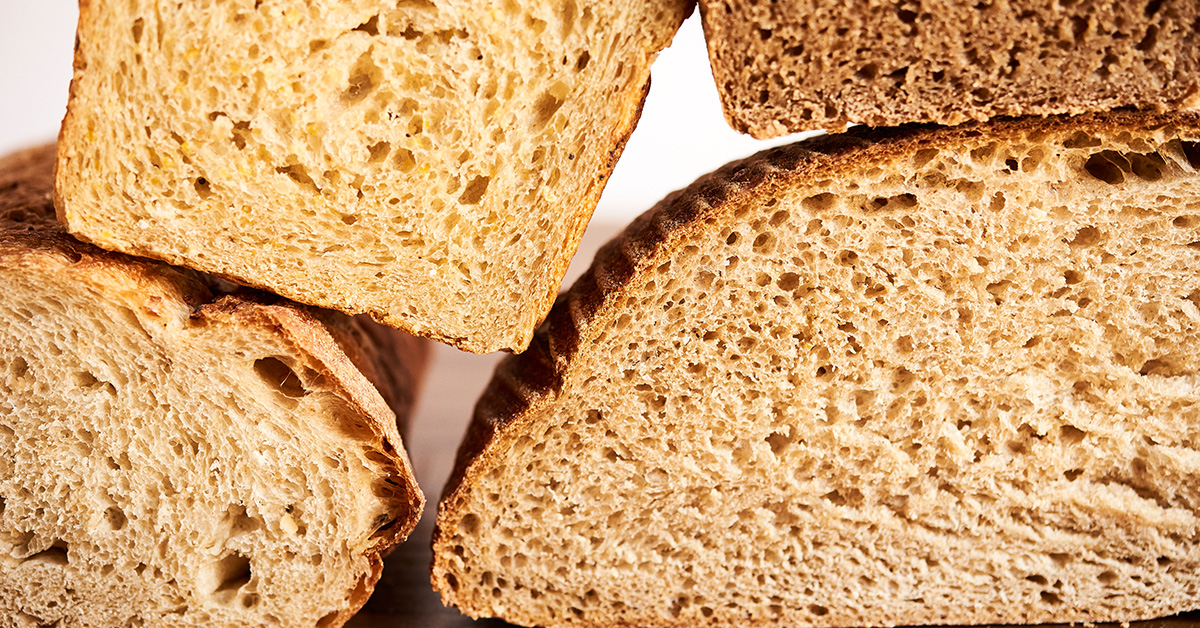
(3, 144, 426, 628)
(433, 110, 1200, 626)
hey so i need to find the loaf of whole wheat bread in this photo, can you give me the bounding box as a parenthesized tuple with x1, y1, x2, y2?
(699, 0, 1199, 137)
(433, 112, 1200, 627)
(1, 144, 427, 628)
(55, 0, 693, 354)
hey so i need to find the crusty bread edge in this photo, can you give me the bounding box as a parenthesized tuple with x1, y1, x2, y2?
(0, 234, 426, 628)
(431, 110, 1200, 624)
(7, 143, 427, 628)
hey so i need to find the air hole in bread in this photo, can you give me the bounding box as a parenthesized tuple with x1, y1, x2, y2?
(193, 177, 213, 199)
(131, 18, 144, 44)
(1139, 356, 1186, 377)
(1180, 141, 1200, 170)
(25, 539, 69, 566)
(254, 357, 308, 398)
(1084, 152, 1126, 184)
(343, 50, 382, 105)
(71, 370, 101, 389)
(1040, 591, 1063, 605)
(458, 176, 490, 205)
(1127, 152, 1167, 180)
(1059, 425, 1087, 445)
(361, 141, 391, 165)
(532, 91, 565, 128)
(230, 121, 251, 150)
(9, 356, 28, 380)
(1068, 225, 1103, 246)
(275, 163, 320, 194)
(212, 552, 252, 596)
(224, 504, 263, 538)
(105, 506, 128, 531)
(353, 15, 380, 36)
(856, 63, 879, 80)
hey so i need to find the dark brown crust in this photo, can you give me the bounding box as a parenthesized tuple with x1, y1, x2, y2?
(521, 0, 697, 353)
(6, 143, 426, 628)
(432, 110, 1200, 614)
(522, 71, 660, 356)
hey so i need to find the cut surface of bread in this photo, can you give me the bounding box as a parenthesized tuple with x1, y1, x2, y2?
(56, 0, 692, 353)
(433, 112, 1200, 627)
(699, 0, 1200, 137)
(1, 145, 426, 628)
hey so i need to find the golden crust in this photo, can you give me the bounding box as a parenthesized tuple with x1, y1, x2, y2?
(432, 110, 1200, 621)
(5, 143, 426, 628)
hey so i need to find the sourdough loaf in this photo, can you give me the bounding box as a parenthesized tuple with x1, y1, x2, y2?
(1, 144, 426, 628)
(55, 0, 693, 354)
(433, 112, 1200, 627)
(699, 0, 1200, 137)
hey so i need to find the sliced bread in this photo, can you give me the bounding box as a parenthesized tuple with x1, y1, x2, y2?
(1, 144, 426, 628)
(433, 112, 1200, 627)
(55, 0, 693, 353)
(699, 0, 1200, 137)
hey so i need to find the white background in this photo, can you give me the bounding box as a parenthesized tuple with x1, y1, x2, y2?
(0, 3, 808, 221)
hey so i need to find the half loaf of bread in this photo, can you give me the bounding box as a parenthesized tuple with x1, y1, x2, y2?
(56, 0, 693, 353)
(1, 145, 426, 628)
(699, 0, 1199, 137)
(433, 112, 1200, 627)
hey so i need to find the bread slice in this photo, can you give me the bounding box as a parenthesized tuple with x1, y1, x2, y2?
(1, 145, 427, 627)
(55, 0, 693, 354)
(699, 0, 1200, 138)
(432, 112, 1200, 627)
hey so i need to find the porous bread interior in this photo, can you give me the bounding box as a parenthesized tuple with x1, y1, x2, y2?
(435, 126, 1200, 627)
(0, 248, 410, 627)
(701, 0, 1200, 137)
(57, 0, 688, 353)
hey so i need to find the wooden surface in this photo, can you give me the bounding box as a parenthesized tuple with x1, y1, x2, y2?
(348, 222, 1200, 628)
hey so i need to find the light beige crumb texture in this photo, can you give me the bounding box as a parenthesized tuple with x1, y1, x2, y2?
(434, 113, 1200, 627)
(699, 0, 1199, 137)
(1, 145, 424, 628)
(56, 0, 692, 353)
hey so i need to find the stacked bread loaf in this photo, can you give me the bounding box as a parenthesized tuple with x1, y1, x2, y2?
(431, 3, 1200, 628)
(0, 145, 427, 627)
(6, 0, 695, 625)
(6, 0, 1200, 627)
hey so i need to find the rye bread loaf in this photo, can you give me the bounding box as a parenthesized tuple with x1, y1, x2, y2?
(0, 144, 426, 628)
(55, 0, 693, 354)
(699, 0, 1200, 138)
(432, 112, 1200, 627)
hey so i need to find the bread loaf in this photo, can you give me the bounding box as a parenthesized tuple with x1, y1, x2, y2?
(1, 145, 426, 628)
(433, 112, 1200, 627)
(699, 0, 1199, 137)
(55, 0, 693, 353)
